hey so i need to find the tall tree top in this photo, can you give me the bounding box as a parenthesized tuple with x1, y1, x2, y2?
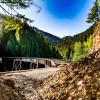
(87, 0, 100, 23)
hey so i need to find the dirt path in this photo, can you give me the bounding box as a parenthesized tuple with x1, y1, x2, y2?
(0, 68, 60, 100)
(1, 68, 60, 79)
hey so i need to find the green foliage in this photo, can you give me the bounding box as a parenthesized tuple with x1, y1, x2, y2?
(0, 16, 62, 58)
(83, 35, 93, 54)
(5, 16, 23, 31)
(87, 0, 100, 23)
(56, 24, 95, 60)
(72, 35, 93, 61)
(72, 42, 84, 61)
(57, 46, 66, 59)
(5, 16, 23, 42)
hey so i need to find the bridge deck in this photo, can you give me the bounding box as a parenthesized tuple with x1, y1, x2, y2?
(1, 57, 63, 71)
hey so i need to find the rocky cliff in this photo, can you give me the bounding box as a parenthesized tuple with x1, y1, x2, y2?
(92, 21, 100, 52)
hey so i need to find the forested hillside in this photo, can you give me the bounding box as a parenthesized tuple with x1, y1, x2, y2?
(55, 0, 100, 61)
(0, 14, 100, 60)
(0, 15, 61, 58)
(33, 27, 61, 43)
(0, 0, 99, 60)
(56, 21, 99, 60)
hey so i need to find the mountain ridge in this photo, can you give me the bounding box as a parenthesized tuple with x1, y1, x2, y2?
(33, 27, 61, 43)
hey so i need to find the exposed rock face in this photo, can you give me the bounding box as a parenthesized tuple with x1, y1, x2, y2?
(39, 49, 100, 100)
(92, 21, 100, 51)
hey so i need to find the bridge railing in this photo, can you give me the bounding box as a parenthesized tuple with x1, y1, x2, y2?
(1, 57, 57, 71)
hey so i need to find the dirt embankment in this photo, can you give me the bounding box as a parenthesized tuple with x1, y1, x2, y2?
(39, 49, 100, 100)
(0, 50, 100, 100)
(0, 68, 60, 100)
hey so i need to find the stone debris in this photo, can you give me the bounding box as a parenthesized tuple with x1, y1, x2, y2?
(0, 49, 100, 100)
(0, 75, 43, 100)
(39, 49, 100, 100)
(0, 78, 25, 100)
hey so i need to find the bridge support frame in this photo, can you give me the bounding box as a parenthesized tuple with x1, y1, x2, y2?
(12, 59, 22, 71)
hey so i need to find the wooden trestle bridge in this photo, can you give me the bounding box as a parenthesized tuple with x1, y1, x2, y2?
(1, 57, 61, 71)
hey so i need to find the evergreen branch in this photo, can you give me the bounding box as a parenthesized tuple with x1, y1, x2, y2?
(5, 3, 19, 14)
(32, 2, 41, 13)
(0, 4, 13, 15)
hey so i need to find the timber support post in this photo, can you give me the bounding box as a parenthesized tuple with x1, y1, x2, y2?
(12, 59, 22, 71)
(36, 58, 39, 68)
(30, 59, 33, 69)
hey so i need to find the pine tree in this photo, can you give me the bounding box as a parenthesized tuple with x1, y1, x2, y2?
(87, 0, 100, 23)
(0, 0, 32, 9)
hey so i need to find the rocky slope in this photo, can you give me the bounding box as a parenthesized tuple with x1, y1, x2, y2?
(92, 21, 100, 52)
(38, 49, 100, 100)
(0, 74, 43, 100)
(0, 49, 100, 100)
(0, 78, 26, 100)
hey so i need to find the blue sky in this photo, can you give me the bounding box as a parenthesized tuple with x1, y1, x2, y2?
(0, 0, 95, 37)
